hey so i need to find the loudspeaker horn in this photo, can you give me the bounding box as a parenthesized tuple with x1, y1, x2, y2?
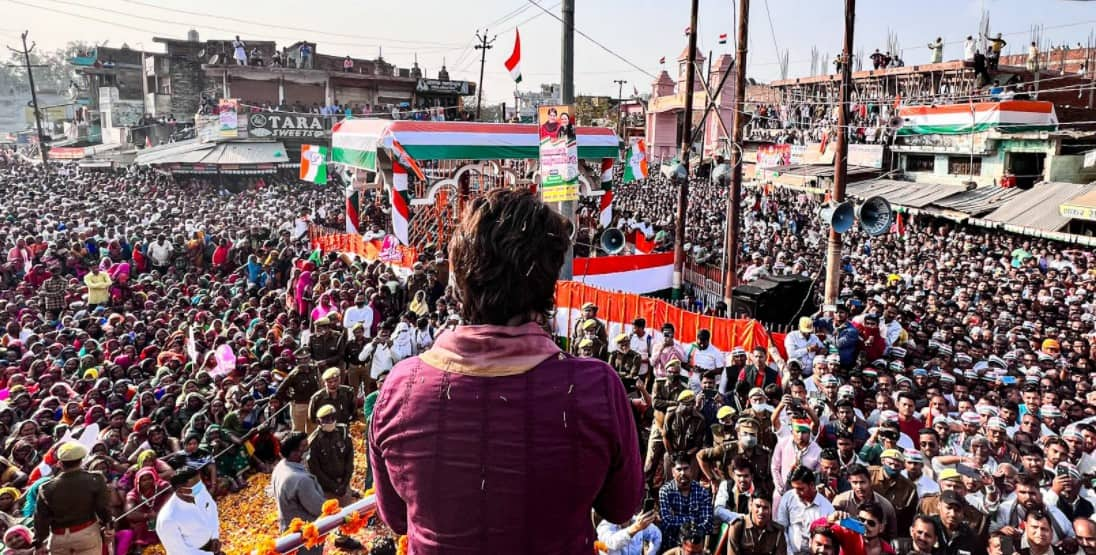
(600, 228, 626, 254)
(857, 195, 894, 236)
(818, 201, 855, 233)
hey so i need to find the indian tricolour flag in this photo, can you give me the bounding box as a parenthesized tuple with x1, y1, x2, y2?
(300, 144, 328, 184)
(390, 163, 411, 245)
(622, 139, 648, 182)
(897, 100, 1058, 136)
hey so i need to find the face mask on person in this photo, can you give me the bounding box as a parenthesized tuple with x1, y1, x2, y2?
(190, 481, 206, 497)
(739, 432, 758, 448)
(321, 422, 336, 433)
(883, 465, 901, 478)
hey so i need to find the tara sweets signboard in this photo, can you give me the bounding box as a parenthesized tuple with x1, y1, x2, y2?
(248, 113, 331, 139)
(537, 104, 579, 203)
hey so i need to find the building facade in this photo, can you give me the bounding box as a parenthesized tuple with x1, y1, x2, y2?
(645, 47, 737, 163)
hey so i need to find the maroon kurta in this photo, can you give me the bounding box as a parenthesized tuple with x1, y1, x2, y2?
(370, 322, 644, 554)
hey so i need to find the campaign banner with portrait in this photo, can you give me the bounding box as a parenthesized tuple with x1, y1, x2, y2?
(538, 104, 579, 203)
(218, 99, 239, 138)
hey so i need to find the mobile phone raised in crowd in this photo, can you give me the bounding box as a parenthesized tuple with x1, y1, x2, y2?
(840, 518, 867, 534)
(956, 463, 981, 479)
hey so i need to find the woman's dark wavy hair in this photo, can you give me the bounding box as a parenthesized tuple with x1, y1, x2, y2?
(448, 188, 570, 326)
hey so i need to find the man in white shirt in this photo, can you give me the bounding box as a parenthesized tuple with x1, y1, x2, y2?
(156, 466, 221, 555)
(595, 511, 661, 555)
(358, 324, 401, 380)
(627, 318, 654, 379)
(686, 329, 725, 392)
(785, 317, 826, 377)
(147, 235, 173, 271)
(342, 294, 374, 338)
(775, 467, 834, 554)
(903, 450, 940, 497)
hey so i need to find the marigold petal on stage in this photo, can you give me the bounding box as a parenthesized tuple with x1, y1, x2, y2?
(288, 517, 305, 534)
(397, 535, 409, 555)
(321, 498, 341, 516)
(594, 540, 609, 553)
(301, 523, 322, 549)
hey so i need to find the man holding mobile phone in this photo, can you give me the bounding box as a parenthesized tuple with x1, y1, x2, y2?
(595, 509, 662, 554)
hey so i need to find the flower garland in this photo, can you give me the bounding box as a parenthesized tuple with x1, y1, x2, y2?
(301, 523, 322, 549)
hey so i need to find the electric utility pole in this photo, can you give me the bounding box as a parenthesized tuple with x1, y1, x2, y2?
(722, 0, 750, 305)
(672, 0, 699, 299)
(823, 0, 856, 306)
(559, 0, 576, 279)
(613, 79, 627, 139)
(474, 29, 496, 121)
(9, 31, 48, 167)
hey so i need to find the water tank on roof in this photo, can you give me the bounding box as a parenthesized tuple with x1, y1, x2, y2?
(187, 30, 199, 42)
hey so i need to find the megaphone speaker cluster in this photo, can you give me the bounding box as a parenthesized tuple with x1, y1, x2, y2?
(818, 201, 855, 234)
(817, 195, 893, 236)
(600, 228, 626, 254)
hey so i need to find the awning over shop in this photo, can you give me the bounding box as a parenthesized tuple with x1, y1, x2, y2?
(776, 164, 880, 179)
(1058, 189, 1096, 223)
(331, 119, 620, 171)
(930, 185, 1024, 217)
(134, 139, 289, 168)
(982, 181, 1096, 232)
(845, 179, 967, 208)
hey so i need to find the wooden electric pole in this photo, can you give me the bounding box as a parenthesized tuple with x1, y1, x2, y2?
(613, 78, 627, 140)
(560, 0, 576, 279)
(473, 29, 496, 121)
(722, 0, 750, 305)
(672, 0, 700, 299)
(9, 31, 48, 168)
(823, 0, 856, 306)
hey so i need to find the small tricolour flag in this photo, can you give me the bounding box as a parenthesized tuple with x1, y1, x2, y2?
(683, 26, 691, 35)
(659, 56, 666, 64)
(622, 138, 648, 183)
(719, 33, 728, 45)
(599, 158, 614, 228)
(504, 29, 522, 83)
(300, 144, 328, 185)
(345, 185, 360, 234)
(390, 163, 411, 245)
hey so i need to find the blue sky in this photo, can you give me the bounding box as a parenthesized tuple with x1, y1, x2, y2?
(3, 0, 1094, 103)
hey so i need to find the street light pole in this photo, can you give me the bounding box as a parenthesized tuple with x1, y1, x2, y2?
(823, 0, 856, 306)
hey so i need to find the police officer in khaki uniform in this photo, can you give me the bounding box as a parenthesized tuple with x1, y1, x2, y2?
(697, 416, 774, 496)
(33, 442, 112, 555)
(572, 319, 608, 361)
(274, 349, 322, 434)
(872, 449, 920, 536)
(571, 302, 607, 347)
(645, 360, 688, 502)
(608, 334, 642, 380)
(308, 405, 356, 503)
(308, 367, 356, 426)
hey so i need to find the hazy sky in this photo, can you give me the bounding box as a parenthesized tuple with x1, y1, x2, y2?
(3, 0, 1094, 104)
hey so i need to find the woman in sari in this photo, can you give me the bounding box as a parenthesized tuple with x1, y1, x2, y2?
(116, 467, 170, 555)
(201, 424, 248, 493)
(293, 261, 316, 317)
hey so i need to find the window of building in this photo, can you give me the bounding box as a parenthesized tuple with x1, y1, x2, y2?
(948, 156, 982, 176)
(905, 154, 935, 172)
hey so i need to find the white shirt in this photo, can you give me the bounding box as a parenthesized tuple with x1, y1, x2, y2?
(776, 489, 834, 554)
(342, 305, 374, 338)
(391, 323, 416, 359)
(628, 332, 654, 375)
(904, 472, 941, 497)
(595, 520, 662, 555)
(148, 241, 173, 265)
(359, 341, 399, 379)
(784, 332, 825, 375)
(964, 39, 976, 60)
(688, 344, 726, 372)
(156, 489, 219, 555)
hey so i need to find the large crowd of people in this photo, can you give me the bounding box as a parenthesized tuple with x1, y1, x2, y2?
(3, 142, 1096, 555)
(0, 154, 454, 554)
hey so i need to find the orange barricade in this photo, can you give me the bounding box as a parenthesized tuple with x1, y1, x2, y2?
(308, 225, 418, 269)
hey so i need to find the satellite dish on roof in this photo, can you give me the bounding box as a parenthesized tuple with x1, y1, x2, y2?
(209, 54, 220, 65)
(197, 48, 206, 59)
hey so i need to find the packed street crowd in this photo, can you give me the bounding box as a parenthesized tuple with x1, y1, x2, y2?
(587, 170, 1096, 554)
(0, 154, 454, 554)
(2, 142, 1096, 555)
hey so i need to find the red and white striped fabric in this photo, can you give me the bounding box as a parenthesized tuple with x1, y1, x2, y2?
(390, 164, 410, 245)
(572, 252, 673, 294)
(599, 158, 614, 228)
